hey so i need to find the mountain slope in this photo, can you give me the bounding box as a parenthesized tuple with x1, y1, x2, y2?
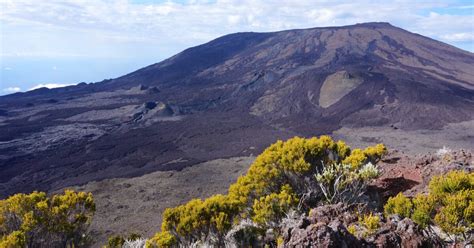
(0, 22, 473, 197)
(108, 22, 474, 131)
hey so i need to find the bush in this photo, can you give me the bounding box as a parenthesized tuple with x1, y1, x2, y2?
(148, 136, 386, 247)
(315, 161, 379, 204)
(384, 170, 473, 240)
(384, 193, 413, 218)
(123, 237, 147, 248)
(152, 194, 240, 247)
(0, 231, 26, 248)
(436, 146, 452, 161)
(428, 170, 472, 200)
(108, 233, 142, 248)
(411, 194, 435, 228)
(360, 213, 380, 235)
(108, 235, 126, 248)
(147, 231, 176, 248)
(0, 190, 95, 248)
(347, 224, 357, 236)
(434, 190, 472, 235)
(225, 220, 264, 248)
(251, 184, 298, 227)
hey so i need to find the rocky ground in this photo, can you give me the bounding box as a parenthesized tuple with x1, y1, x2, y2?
(372, 148, 473, 200)
(281, 203, 443, 247)
(282, 149, 473, 247)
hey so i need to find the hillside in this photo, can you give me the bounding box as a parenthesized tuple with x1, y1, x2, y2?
(1, 22, 474, 198)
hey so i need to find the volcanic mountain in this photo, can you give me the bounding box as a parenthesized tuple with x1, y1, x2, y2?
(1, 22, 473, 197)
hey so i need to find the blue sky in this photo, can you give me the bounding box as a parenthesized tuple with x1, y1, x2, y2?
(1, 0, 473, 95)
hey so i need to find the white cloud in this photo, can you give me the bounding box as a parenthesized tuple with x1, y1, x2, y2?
(227, 15, 241, 25)
(441, 33, 474, 42)
(3, 87, 22, 93)
(29, 83, 73, 91)
(0, 0, 472, 61)
(4, 67, 12, 70)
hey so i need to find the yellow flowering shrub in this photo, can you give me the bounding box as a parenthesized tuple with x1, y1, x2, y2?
(151, 194, 240, 247)
(149, 136, 387, 247)
(342, 144, 386, 169)
(251, 185, 298, 226)
(347, 224, 357, 236)
(360, 213, 380, 235)
(147, 231, 176, 248)
(0, 190, 95, 247)
(0, 230, 26, 248)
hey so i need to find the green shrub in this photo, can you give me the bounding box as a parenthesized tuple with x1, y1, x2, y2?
(384, 170, 473, 238)
(108, 235, 125, 248)
(411, 194, 435, 228)
(231, 224, 265, 248)
(434, 190, 472, 235)
(360, 213, 380, 235)
(384, 192, 413, 218)
(429, 170, 472, 200)
(107, 233, 142, 248)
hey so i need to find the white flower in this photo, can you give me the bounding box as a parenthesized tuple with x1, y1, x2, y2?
(359, 162, 379, 179)
(122, 238, 147, 248)
(436, 146, 452, 157)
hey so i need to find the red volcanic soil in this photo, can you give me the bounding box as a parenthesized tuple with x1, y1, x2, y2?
(370, 149, 473, 203)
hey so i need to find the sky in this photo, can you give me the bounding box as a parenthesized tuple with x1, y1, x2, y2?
(1, 0, 473, 95)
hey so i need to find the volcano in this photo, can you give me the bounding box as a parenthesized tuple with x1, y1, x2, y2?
(1, 22, 473, 197)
